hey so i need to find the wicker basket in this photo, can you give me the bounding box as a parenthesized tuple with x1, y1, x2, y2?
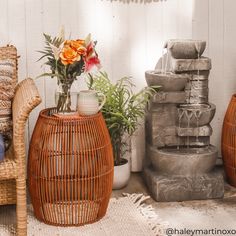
(28, 108, 114, 226)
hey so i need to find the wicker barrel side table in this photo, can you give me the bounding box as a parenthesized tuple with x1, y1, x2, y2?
(222, 94, 236, 187)
(28, 108, 114, 226)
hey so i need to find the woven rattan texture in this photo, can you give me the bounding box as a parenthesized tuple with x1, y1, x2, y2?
(28, 109, 114, 226)
(0, 74, 41, 236)
(0, 46, 18, 151)
(222, 94, 236, 187)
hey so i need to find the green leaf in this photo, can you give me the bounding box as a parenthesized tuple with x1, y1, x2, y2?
(88, 71, 159, 165)
(35, 72, 64, 79)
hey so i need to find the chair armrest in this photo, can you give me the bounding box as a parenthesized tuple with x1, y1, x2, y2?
(12, 78, 42, 162)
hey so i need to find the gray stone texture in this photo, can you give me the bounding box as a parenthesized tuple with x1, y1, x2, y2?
(146, 104, 177, 127)
(185, 89, 209, 104)
(146, 109, 211, 147)
(155, 53, 171, 71)
(185, 80, 208, 90)
(146, 125, 210, 147)
(145, 42, 224, 202)
(155, 56, 210, 79)
(165, 40, 206, 59)
(171, 57, 212, 73)
(143, 166, 224, 202)
(145, 104, 178, 147)
(177, 103, 216, 128)
(177, 125, 212, 137)
(186, 70, 210, 80)
(151, 91, 186, 104)
(179, 136, 210, 146)
(145, 71, 189, 92)
(185, 79, 209, 103)
(145, 124, 177, 147)
(147, 145, 217, 175)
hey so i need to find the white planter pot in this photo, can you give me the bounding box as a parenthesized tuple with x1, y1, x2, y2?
(112, 159, 131, 190)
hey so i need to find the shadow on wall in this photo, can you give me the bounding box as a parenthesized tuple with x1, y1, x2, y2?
(105, 0, 165, 3)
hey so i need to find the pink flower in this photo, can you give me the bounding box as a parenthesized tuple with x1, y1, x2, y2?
(84, 41, 101, 72)
(85, 56, 101, 72)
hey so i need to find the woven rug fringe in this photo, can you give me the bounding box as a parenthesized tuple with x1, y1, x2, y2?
(0, 194, 167, 236)
(122, 193, 168, 236)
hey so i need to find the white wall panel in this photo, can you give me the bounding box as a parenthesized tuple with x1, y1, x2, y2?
(177, 0, 193, 39)
(163, 0, 179, 41)
(8, 0, 29, 152)
(112, 2, 130, 81)
(0, 0, 194, 160)
(92, 0, 113, 78)
(192, 0, 209, 56)
(208, 0, 224, 157)
(42, 0, 60, 108)
(129, 3, 147, 90)
(0, 0, 9, 45)
(146, 1, 164, 70)
(25, 0, 45, 140)
(192, 0, 236, 158)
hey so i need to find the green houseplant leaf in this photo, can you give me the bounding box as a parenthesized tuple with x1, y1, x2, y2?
(87, 71, 159, 166)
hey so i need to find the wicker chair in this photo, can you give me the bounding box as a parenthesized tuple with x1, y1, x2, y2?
(0, 77, 41, 235)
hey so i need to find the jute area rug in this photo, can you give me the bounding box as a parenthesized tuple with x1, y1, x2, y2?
(0, 194, 167, 236)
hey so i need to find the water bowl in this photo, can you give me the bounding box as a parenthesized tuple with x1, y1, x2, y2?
(165, 39, 206, 59)
(145, 71, 189, 92)
(177, 103, 215, 127)
(148, 145, 217, 175)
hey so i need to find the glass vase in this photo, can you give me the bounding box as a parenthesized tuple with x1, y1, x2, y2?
(55, 80, 78, 115)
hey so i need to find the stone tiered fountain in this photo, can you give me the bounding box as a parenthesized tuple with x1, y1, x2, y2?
(144, 40, 224, 202)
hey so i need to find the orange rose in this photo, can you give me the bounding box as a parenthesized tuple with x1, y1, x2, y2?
(65, 40, 87, 56)
(70, 39, 85, 48)
(59, 45, 81, 65)
(77, 45, 87, 56)
(64, 40, 72, 46)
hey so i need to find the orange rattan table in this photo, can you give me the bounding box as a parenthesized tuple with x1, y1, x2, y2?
(28, 108, 114, 226)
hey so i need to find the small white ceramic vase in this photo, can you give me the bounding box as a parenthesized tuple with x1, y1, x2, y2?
(113, 159, 131, 190)
(77, 90, 106, 116)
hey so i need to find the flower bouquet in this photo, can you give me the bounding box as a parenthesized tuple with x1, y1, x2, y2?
(38, 30, 101, 114)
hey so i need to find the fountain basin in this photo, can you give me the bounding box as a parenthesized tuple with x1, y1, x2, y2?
(145, 71, 189, 92)
(165, 39, 206, 59)
(177, 103, 216, 127)
(148, 145, 217, 175)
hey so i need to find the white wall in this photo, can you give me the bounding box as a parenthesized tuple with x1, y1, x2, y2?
(3, 0, 218, 159)
(192, 0, 236, 157)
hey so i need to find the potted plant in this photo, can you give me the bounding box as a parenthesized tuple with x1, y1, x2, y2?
(88, 72, 157, 189)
